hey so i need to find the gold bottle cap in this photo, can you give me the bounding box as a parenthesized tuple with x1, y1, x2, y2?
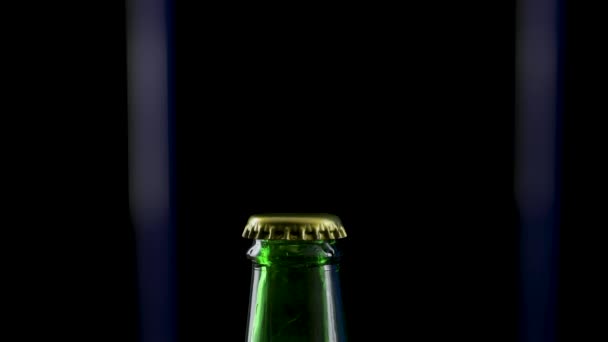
(242, 213, 347, 240)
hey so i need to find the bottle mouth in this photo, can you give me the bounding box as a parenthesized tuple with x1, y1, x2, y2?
(247, 239, 341, 267)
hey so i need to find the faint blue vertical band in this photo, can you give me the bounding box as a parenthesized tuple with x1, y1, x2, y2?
(127, 0, 176, 341)
(516, 0, 563, 341)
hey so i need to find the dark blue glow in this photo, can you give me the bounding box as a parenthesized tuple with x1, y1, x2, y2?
(516, 0, 563, 341)
(128, 0, 176, 341)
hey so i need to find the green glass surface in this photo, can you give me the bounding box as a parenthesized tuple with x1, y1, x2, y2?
(245, 240, 347, 342)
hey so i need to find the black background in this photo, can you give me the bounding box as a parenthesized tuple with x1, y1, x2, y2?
(178, 2, 517, 341)
(14, 0, 606, 341)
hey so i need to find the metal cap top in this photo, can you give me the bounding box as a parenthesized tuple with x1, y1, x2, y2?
(242, 213, 347, 240)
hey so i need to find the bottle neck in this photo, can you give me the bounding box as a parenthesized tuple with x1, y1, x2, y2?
(245, 240, 346, 342)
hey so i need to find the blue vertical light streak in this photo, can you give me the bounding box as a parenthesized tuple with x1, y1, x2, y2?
(127, 0, 176, 341)
(516, 0, 563, 341)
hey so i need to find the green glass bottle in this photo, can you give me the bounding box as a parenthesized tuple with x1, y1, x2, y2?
(242, 214, 348, 342)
